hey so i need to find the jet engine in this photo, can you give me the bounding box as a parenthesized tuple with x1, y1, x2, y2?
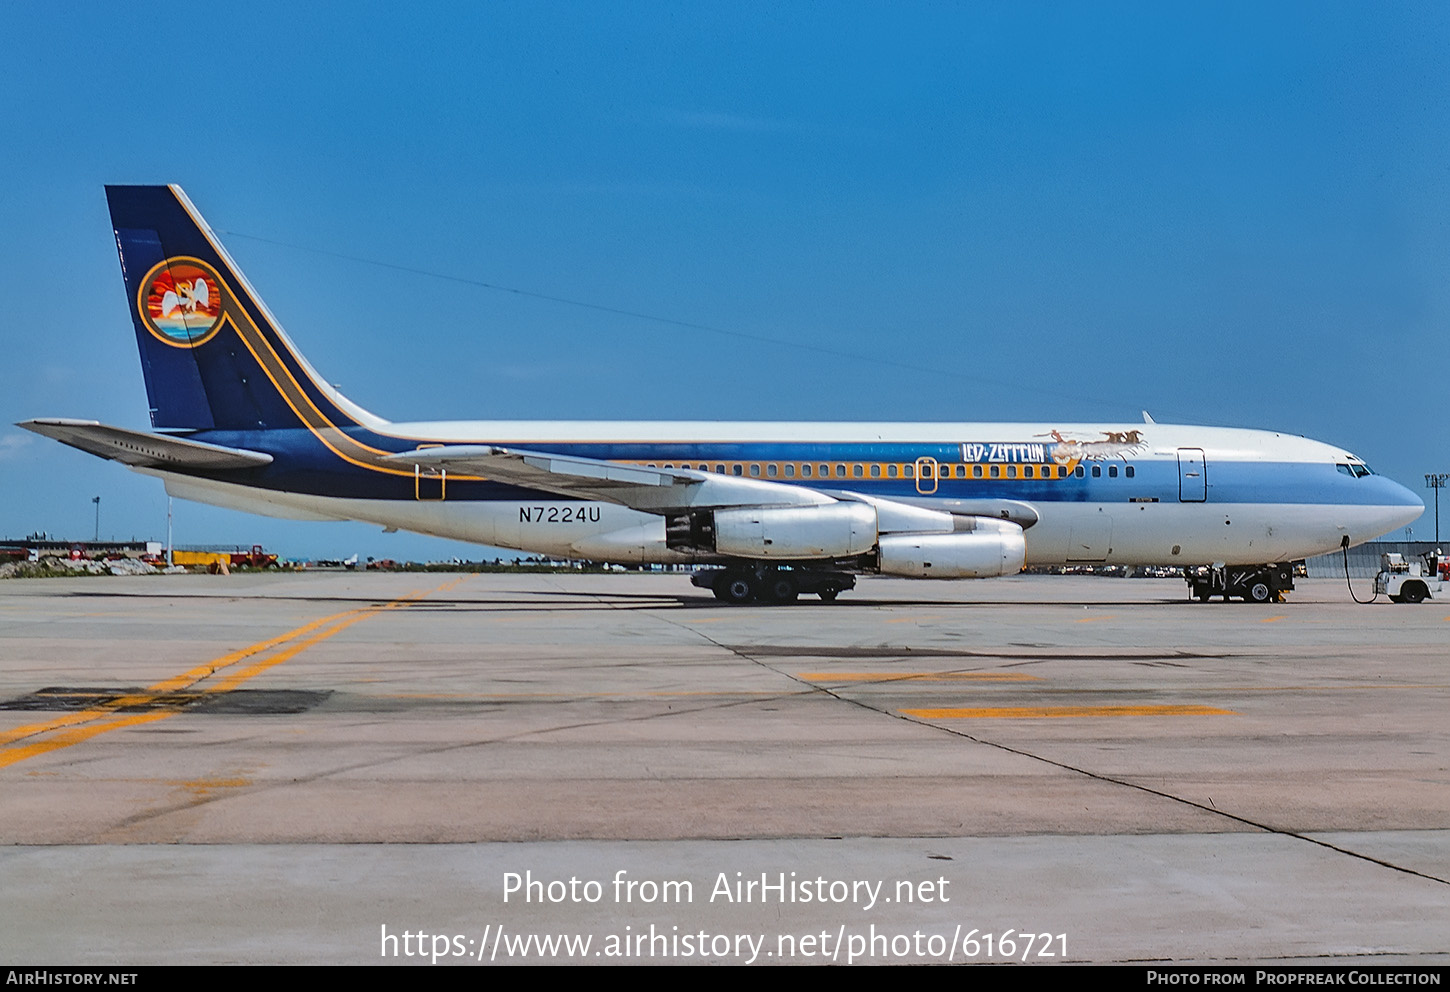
(666, 502, 878, 558)
(877, 518, 1025, 578)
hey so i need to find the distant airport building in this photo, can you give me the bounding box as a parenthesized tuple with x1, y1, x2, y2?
(0, 536, 161, 562)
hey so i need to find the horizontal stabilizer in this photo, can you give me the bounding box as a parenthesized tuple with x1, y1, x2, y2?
(17, 419, 273, 471)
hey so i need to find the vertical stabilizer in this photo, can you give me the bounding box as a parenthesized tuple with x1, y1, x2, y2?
(106, 185, 383, 433)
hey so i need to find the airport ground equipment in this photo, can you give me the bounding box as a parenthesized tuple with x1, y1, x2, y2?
(230, 545, 279, 568)
(1186, 562, 1296, 603)
(1375, 550, 1446, 603)
(691, 566, 856, 603)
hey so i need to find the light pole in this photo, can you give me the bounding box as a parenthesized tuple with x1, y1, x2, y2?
(1427, 474, 1448, 544)
(92, 496, 100, 543)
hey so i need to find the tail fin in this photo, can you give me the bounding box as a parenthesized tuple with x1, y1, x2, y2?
(106, 185, 383, 433)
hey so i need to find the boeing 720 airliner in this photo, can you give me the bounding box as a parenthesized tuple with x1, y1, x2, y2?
(19, 186, 1423, 603)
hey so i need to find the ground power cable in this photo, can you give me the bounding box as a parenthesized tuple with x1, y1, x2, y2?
(1341, 536, 1378, 604)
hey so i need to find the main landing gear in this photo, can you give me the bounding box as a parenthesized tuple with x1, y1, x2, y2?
(690, 566, 856, 605)
(1186, 563, 1296, 603)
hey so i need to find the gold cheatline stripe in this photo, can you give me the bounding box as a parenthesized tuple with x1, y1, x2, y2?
(225, 309, 411, 476)
(901, 704, 1232, 719)
(215, 281, 485, 480)
(0, 583, 449, 770)
(621, 460, 1079, 479)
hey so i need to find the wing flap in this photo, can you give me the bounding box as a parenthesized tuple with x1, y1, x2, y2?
(18, 419, 273, 471)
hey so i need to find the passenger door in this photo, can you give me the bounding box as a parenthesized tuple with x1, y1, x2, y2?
(1177, 448, 1206, 502)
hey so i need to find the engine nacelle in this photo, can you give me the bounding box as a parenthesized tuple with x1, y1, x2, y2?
(877, 519, 1025, 578)
(712, 503, 878, 558)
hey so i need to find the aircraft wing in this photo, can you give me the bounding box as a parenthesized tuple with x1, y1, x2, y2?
(381, 444, 833, 513)
(17, 419, 273, 471)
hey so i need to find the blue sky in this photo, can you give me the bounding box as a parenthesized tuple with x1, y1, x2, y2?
(3, 2, 1448, 557)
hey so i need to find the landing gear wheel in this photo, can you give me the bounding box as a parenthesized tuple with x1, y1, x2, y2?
(716, 572, 756, 604)
(763, 574, 798, 604)
(1247, 581, 1272, 603)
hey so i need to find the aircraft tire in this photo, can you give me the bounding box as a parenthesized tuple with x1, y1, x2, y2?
(718, 572, 756, 604)
(763, 574, 798, 604)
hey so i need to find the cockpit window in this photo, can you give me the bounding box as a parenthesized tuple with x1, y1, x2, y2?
(1337, 463, 1374, 478)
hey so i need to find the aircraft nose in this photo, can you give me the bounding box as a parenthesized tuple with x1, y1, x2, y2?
(1381, 477, 1425, 531)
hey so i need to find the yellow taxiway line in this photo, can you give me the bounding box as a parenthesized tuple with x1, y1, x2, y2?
(902, 704, 1233, 719)
(798, 672, 1043, 683)
(0, 582, 454, 769)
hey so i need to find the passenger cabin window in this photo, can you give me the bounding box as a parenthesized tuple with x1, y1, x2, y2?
(973, 465, 983, 478)
(1108, 466, 1118, 478)
(1125, 466, 1135, 478)
(732, 465, 742, 476)
(784, 464, 795, 478)
(1023, 465, 1034, 479)
(887, 464, 897, 478)
(852, 464, 864, 478)
(1092, 466, 1101, 477)
(767, 464, 777, 477)
(750, 464, 761, 477)
(801, 465, 813, 478)
(990, 466, 1000, 478)
(870, 464, 881, 478)
(835, 464, 846, 478)
(715, 464, 725, 473)
(1075, 466, 1085, 478)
